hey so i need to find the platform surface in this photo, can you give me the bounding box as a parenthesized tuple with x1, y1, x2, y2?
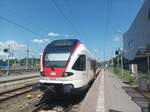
(103, 70, 141, 112)
(80, 69, 141, 112)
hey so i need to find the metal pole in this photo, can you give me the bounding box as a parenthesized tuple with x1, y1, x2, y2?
(148, 56, 149, 74)
(121, 50, 123, 77)
(121, 32, 124, 78)
(117, 55, 119, 68)
(147, 56, 150, 84)
(6, 46, 10, 75)
(146, 56, 150, 91)
(116, 31, 124, 77)
(32, 56, 34, 68)
(112, 57, 114, 70)
(26, 45, 29, 69)
(6, 55, 10, 75)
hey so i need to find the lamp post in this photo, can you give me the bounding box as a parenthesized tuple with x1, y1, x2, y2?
(26, 45, 29, 69)
(117, 31, 124, 78)
(145, 44, 150, 89)
(115, 49, 119, 68)
(120, 34, 124, 78)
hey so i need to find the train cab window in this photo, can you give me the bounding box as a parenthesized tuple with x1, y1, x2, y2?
(72, 55, 86, 71)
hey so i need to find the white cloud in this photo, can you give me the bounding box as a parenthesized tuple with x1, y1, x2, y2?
(0, 40, 27, 50)
(0, 51, 7, 56)
(114, 37, 121, 42)
(48, 32, 60, 37)
(0, 51, 8, 60)
(33, 38, 49, 44)
(0, 40, 27, 60)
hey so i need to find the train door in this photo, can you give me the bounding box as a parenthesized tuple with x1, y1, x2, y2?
(87, 57, 93, 81)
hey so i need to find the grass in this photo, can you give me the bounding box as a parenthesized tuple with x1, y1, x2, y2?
(113, 67, 137, 85)
(0, 71, 6, 77)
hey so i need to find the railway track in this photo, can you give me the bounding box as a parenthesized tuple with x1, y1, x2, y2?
(0, 84, 33, 102)
(0, 74, 40, 102)
(0, 68, 39, 76)
(27, 71, 100, 112)
(31, 102, 74, 112)
(17, 92, 84, 112)
(0, 69, 101, 112)
(0, 75, 39, 84)
(0, 74, 39, 95)
(28, 93, 85, 112)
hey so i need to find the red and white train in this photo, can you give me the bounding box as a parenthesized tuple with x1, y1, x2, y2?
(39, 39, 99, 94)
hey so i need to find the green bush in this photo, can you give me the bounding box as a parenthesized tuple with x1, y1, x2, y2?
(113, 67, 136, 85)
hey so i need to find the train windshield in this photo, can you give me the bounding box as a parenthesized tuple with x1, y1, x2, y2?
(44, 45, 73, 67)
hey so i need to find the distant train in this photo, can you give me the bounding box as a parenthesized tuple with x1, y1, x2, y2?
(39, 39, 99, 94)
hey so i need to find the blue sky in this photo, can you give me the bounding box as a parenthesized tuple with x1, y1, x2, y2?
(0, 0, 144, 61)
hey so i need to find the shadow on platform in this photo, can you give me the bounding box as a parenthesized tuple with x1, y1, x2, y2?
(122, 86, 150, 112)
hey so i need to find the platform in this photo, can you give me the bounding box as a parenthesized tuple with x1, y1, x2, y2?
(80, 69, 141, 112)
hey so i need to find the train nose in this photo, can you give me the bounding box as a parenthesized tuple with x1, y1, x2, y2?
(43, 68, 65, 77)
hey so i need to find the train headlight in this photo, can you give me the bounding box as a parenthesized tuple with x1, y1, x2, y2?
(63, 72, 74, 77)
(40, 71, 45, 76)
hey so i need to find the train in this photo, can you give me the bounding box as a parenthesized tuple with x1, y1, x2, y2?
(39, 39, 100, 94)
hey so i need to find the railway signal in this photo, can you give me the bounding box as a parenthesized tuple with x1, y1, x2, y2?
(3, 47, 10, 75)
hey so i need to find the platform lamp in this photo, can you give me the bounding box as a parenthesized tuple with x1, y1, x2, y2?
(116, 31, 124, 78)
(115, 48, 123, 78)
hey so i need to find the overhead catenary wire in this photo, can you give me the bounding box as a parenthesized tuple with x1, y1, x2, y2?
(103, 0, 112, 61)
(0, 3, 47, 61)
(0, 3, 50, 34)
(50, 0, 80, 36)
(0, 15, 43, 37)
(0, 1, 50, 34)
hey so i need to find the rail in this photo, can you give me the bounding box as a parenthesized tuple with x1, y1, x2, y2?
(0, 67, 40, 75)
(0, 75, 39, 95)
(0, 75, 39, 84)
(0, 84, 33, 102)
(31, 68, 103, 112)
(30, 96, 81, 112)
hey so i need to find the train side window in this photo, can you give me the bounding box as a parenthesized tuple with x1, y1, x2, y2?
(72, 55, 86, 71)
(148, 7, 150, 19)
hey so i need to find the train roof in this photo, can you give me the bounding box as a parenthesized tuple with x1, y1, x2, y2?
(44, 39, 98, 61)
(49, 39, 80, 47)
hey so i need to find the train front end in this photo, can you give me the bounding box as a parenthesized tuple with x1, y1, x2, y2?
(39, 39, 80, 94)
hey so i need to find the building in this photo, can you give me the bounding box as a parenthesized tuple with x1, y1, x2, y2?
(123, 0, 150, 61)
